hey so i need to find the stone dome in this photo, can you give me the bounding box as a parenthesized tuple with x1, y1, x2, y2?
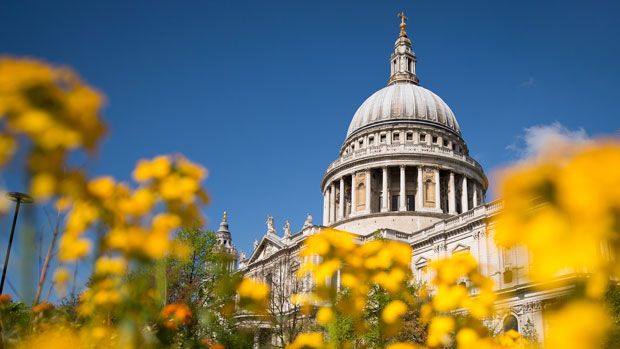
(346, 82, 461, 138)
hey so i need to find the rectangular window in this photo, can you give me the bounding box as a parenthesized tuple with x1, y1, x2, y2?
(391, 195, 399, 211)
(359, 139, 364, 147)
(369, 136, 374, 145)
(406, 132, 413, 141)
(443, 139, 449, 147)
(420, 134, 426, 142)
(432, 136, 438, 144)
(380, 134, 387, 143)
(393, 133, 400, 141)
(406, 195, 415, 211)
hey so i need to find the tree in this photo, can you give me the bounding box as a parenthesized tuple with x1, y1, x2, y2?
(165, 227, 254, 348)
(604, 283, 620, 349)
(258, 251, 311, 348)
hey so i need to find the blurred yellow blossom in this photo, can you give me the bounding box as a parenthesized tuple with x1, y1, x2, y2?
(426, 316, 454, 347)
(58, 235, 91, 261)
(94, 256, 126, 275)
(87, 176, 115, 199)
(382, 299, 407, 324)
(386, 343, 419, 349)
(495, 141, 620, 289)
(545, 301, 610, 349)
(316, 307, 334, 325)
(31, 172, 56, 200)
(286, 332, 325, 349)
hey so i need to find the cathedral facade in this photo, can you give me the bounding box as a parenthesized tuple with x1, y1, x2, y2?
(221, 15, 563, 346)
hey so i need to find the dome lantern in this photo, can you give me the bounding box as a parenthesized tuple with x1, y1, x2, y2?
(388, 12, 419, 86)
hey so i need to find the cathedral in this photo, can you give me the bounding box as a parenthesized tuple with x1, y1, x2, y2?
(218, 14, 560, 345)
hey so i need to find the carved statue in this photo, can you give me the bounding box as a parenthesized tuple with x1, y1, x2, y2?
(303, 213, 313, 228)
(239, 251, 247, 261)
(253, 239, 259, 250)
(266, 215, 275, 234)
(283, 220, 291, 238)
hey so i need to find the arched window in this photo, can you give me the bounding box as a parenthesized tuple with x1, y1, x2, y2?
(503, 314, 519, 333)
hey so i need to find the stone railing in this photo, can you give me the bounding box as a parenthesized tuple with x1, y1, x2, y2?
(325, 143, 483, 173)
(356, 228, 411, 244)
(409, 200, 503, 244)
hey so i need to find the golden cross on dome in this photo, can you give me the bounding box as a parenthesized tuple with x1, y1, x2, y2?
(398, 11, 408, 37)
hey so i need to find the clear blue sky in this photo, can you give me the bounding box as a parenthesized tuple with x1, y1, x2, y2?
(0, 0, 619, 300)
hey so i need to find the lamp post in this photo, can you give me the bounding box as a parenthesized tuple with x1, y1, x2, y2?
(0, 192, 33, 294)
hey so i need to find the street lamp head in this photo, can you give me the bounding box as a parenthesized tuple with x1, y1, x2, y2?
(6, 192, 34, 204)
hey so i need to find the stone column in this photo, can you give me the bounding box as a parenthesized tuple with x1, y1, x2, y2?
(416, 166, 423, 211)
(381, 166, 388, 212)
(365, 170, 371, 213)
(329, 182, 336, 223)
(350, 173, 356, 216)
(448, 172, 456, 214)
(399, 165, 406, 211)
(434, 169, 441, 210)
(338, 178, 345, 219)
(461, 176, 469, 213)
(323, 189, 329, 225)
(253, 330, 260, 349)
(472, 182, 478, 208)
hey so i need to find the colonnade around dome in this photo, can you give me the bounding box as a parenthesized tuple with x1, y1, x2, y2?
(322, 163, 484, 227)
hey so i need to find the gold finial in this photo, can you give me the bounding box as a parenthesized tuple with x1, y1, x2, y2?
(398, 11, 408, 37)
(222, 211, 227, 222)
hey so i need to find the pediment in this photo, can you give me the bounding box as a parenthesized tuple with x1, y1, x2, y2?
(451, 243, 470, 254)
(415, 256, 429, 267)
(247, 234, 284, 264)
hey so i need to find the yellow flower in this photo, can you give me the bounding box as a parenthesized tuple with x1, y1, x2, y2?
(17, 327, 86, 348)
(118, 188, 154, 216)
(286, 332, 324, 349)
(382, 300, 407, 324)
(456, 328, 479, 349)
(427, 316, 454, 347)
(150, 155, 172, 178)
(10, 109, 54, 135)
(58, 235, 91, 261)
(545, 301, 610, 349)
(432, 285, 467, 312)
(31, 172, 56, 200)
(152, 213, 181, 233)
(178, 156, 207, 181)
(237, 278, 270, 301)
(386, 343, 419, 349)
(302, 233, 330, 256)
(0, 134, 16, 166)
(87, 176, 115, 199)
(93, 289, 121, 306)
(53, 267, 71, 285)
(316, 307, 333, 325)
(133, 159, 153, 182)
(107, 226, 146, 253)
(160, 174, 198, 202)
(144, 231, 170, 259)
(65, 200, 99, 236)
(314, 259, 340, 286)
(94, 256, 126, 275)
